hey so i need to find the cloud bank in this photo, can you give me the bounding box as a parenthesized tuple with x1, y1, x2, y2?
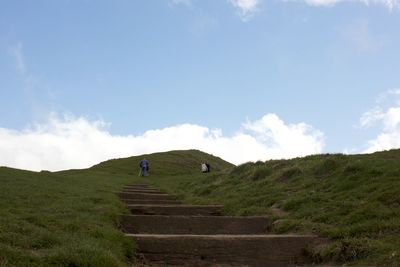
(361, 89, 400, 153)
(0, 114, 324, 171)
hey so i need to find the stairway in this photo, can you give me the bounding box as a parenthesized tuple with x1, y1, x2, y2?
(119, 184, 326, 266)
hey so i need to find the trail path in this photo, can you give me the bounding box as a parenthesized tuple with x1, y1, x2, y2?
(119, 183, 326, 266)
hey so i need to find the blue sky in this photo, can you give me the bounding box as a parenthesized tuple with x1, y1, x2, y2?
(1, 0, 400, 170)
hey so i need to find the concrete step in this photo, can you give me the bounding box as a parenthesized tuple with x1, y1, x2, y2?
(127, 204, 223, 216)
(117, 192, 175, 201)
(127, 234, 326, 266)
(122, 199, 181, 205)
(122, 189, 165, 194)
(122, 215, 268, 235)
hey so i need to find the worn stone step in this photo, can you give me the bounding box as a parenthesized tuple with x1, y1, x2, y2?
(122, 187, 153, 191)
(127, 234, 326, 266)
(122, 188, 153, 192)
(122, 215, 268, 235)
(122, 199, 181, 205)
(127, 204, 223, 216)
(122, 189, 165, 194)
(125, 184, 149, 188)
(117, 192, 175, 201)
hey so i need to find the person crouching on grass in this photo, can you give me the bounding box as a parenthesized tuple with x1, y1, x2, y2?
(139, 158, 149, 176)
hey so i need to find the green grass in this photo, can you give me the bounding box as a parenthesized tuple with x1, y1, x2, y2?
(147, 150, 400, 266)
(0, 149, 232, 266)
(2, 148, 400, 266)
(0, 168, 136, 267)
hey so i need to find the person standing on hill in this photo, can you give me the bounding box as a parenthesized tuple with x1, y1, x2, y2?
(201, 162, 211, 173)
(139, 158, 149, 177)
(201, 163, 208, 173)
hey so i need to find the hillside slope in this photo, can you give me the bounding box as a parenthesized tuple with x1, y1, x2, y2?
(91, 149, 233, 176)
(149, 149, 400, 266)
(0, 150, 232, 266)
(2, 148, 399, 266)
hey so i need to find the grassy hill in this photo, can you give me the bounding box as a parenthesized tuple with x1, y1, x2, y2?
(1, 148, 400, 266)
(0, 150, 232, 266)
(148, 149, 400, 266)
(91, 149, 232, 176)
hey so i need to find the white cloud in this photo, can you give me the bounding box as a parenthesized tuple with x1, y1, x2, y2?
(170, 0, 261, 21)
(0, 113, 324, 171)
(9, 42, 26, 74)
(171, 0, 397, 23)
(364, 0, 399, 10)
(243, 114, 325, 158)
(299, 0, 399, 10)
(168, 0, 192, 7)
(303, 0, 341, 6)
(360, 89, 400, 153)
(7, 42, 52, 117)
(228, 0, 260, 21)
(360, 107, 385, 127)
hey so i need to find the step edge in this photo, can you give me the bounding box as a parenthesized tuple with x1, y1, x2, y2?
(122, 214, 267, 219)
(126, 233, 322, 238)
(126, 204, 224, 208)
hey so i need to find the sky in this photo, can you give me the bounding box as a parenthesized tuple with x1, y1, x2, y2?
(1, 0, 400, 171)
